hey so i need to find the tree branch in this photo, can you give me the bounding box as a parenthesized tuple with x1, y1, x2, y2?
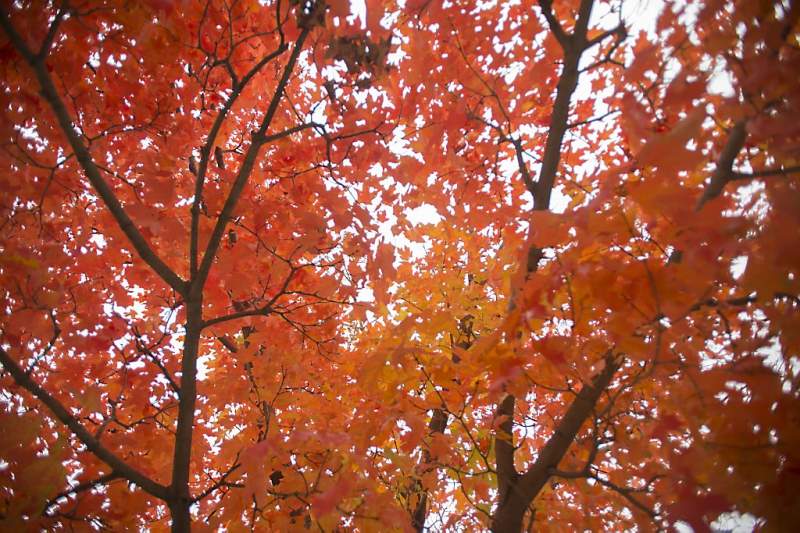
(585, 23, 626, 49)
(532, 0, 593, 210)
(511, 137, 538, 195)
(260, 121, 321, 144)
(549, 466, 659, 518)
(0, 8, 187, 294)
(518, 355, 620, 501)
(494, 394, 518, 507)
(592, 474, 657, 519)
(567, 109, 620, 129)
(0, 347, 170, 500)
(169, 30, 313, 524)
(36, 1, 68, 61)
(192, 460, 241, 503)
(43, 472, 121, 515)
(216, 335, 239, 353)
(190, 27, 290, 277)
(730, 164, 800, 180)
(491, 353, 619, 531)
(491, 5, 600, 529)
(696, 120, 747, 209)
(132, 335, 180, 394)
(193, 27, 311, 294)
(411, 408, 448, 532)
(201, 261, 301, 329)
(203, 305, 273, 329)
(538, 0, 568, 47)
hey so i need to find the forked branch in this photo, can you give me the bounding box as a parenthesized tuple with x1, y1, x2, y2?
(193, 27, 312, 293)
(491, 355, 621, 532)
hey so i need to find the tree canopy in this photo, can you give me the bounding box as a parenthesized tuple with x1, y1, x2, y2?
(1, 0, 798, 531)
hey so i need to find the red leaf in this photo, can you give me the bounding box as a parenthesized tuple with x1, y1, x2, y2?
(311, 477, 354, 518)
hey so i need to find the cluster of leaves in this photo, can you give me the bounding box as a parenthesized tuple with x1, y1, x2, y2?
(0, 0, 798, 531)
(352, 0, 800, 531)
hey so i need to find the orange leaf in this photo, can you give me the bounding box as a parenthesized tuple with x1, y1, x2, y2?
(312, 477, 354, 518)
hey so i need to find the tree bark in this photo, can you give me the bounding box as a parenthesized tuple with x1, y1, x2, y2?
(490, 357, 619, 531)
(491, 489, 529, 533)
(169, 498, 192, 533)
(411, 408, 449, 532)
(170, 296, 203, 532)
(489, 1, 607, 530)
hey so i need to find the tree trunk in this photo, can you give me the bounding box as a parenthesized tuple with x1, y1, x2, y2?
(491, 488, 528, 532)
(169, 498, 192, 533)
(170, 295, 203, 532)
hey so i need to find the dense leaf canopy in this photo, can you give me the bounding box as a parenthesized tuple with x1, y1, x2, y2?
(1, 0, 798, 531)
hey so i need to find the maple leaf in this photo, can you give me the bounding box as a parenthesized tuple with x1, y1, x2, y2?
(312, 477, 355, 518)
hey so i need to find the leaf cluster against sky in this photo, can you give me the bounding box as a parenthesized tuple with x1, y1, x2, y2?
(0, 0, 798, 531)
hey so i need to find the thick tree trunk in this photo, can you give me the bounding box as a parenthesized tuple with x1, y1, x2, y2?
(491, 488, 528, 533)
(170, 499, 192, 533)
(170, 296, 204, 532)
(489, 3, 602, 530)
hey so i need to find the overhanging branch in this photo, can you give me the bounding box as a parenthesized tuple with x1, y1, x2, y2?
(43, 472, 121, 516)
(518, 355, 620, 501)
(696, 120, 747, 209)
(0, 347, 170, 500)
(0, 8, 187, 295)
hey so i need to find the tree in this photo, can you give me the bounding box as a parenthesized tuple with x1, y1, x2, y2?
(352, 0, 800, 530)
(1, 0, 798, 532)
(0, 0, 399, 529)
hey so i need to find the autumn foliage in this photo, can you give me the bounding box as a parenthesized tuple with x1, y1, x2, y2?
(1, 0, 799, 531)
